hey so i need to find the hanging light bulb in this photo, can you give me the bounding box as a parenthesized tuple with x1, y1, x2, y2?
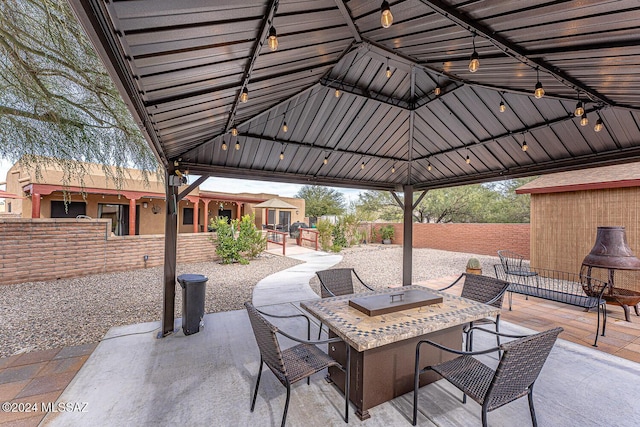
(361, 161, 365, 170)
(386, 65, 392, 79)
(231, 127, 238, 136)
(222, 140, 228, 151)
(391, 165, 395, 173)
(534, 68, 544, 99)
(499, 101, 506, 113)
(268, 26, 278, 52)
(522, 139, 528, 152)
(235, 141, 240, 150)
(323, 156, 328, 165)
(282, 120, 288, 133)
(575, 100, 584, 117)
(335, 89, 341, 98)
(580, 112, 589, 126)
(434, 86, 441, 96)
(279, 151, 284, 160)
(468, 33, 479, 73)
(380, 1, 393, 28)
(466, 154, 471, 164)
(594, 118, 604, 132)
(427, 162, 432, 171)
(240, 87, 249, 103)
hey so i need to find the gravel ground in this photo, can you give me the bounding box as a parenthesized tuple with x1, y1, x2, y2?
(0, 253, 302, 357)
(309, 244, 500, 295)
(0, 245, 499, 357)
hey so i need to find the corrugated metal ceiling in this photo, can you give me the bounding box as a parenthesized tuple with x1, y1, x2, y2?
(69, 0, 640, 191)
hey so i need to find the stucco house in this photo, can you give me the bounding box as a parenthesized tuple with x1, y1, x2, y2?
(4, 159, 305, 235)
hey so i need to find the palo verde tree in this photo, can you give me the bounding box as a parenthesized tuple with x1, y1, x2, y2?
(0, 0, 158, 186)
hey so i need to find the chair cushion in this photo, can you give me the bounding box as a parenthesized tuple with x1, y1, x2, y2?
(430, 355, 494, 405)
(281, 343, 340, 384)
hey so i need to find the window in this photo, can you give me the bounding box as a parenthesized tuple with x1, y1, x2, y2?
(51, 201, 86, 218)
(7, 202, 11, 213)
(183, 207, 194, 225)
(267, 209, 276, 225)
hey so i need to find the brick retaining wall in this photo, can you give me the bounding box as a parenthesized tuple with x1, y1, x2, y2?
(0, 219, 217, 285)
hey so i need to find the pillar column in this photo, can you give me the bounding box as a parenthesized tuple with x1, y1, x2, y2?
(193, 197, 200, 233)
(403, 185, 413, 286)
(236, 202, 241, 220)
(129, 197, 136, 236)
(31, 193, 41, 219)
(203, 199, 210, 231)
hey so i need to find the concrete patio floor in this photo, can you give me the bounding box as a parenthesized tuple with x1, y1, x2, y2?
(41, 305, 640, 427)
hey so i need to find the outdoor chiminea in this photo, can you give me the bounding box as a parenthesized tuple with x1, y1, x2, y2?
(581, 226, 640, 321)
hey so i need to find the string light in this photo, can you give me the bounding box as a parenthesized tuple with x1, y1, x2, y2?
(268, 26, 278, 52)
(427, 163, 432, 171)
(240, 87, 249, 103)
(391, 165, 395, 173)
(499, 101, 506, 113)
(380, 1, 393, 28)
(335, 89, 341, 98)
(434, 75, 441, 96)
(323, 156, 328, 165)
(231, 127, 238, 136)
(469, 33, 479, 73)
(575, 93, 584, 116)
(522, 136, 528, 152)
(279, 151, 284, 160)
(594, 118, 604, 132)
(222, 140, 228, 151)
(534, 67, 544, 99)
(580, 112, 589, 126)
(282, 118, 288, 133)
(235, 141, 240, 150)
(361, 161, 365, 170)
(386, 65, 392, 79)
(465, 154, 471, 164)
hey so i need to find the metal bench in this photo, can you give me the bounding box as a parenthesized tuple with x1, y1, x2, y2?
(494, 264, 608, 346)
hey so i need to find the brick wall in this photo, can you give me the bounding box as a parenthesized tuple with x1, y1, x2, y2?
(0, 219, 217, 285)
(372, 222, 530, 258)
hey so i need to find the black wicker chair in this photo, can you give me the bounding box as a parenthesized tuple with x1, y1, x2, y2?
(244, 302, 351, 426)
(315, 268, 374, 338)
(438, 274, 510, 351)
(413, 327, 563, 426)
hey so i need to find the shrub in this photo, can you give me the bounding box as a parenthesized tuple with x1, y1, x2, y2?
(315, 219, 334, 252)
(380, 225, 395, 241)
(211, 214, 265, 264)
(331, 221, 347, 252)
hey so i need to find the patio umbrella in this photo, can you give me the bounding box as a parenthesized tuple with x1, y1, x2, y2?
(253, 198, 297, 210)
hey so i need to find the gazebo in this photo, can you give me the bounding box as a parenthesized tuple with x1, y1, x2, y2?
(67, 0, 640, 336)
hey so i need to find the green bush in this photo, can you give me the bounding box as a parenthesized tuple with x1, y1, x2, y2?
(315, 219, 334, 252)
(380, 225, 395, 241)
(331, 221, 348, 252)
(210, 214, 265, 264)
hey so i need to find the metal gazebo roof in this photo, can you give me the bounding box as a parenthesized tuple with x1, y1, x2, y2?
(68, 0, 640, 192)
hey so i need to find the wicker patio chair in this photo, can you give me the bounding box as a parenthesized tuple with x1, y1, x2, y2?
(413, 327, 563, 426)
(315, 268, 374, 338)
(244, 302, 351, 427)
(438, 274, 510, 351)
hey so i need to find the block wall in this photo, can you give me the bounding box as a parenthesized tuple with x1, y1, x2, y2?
(0, 219, 217, 285)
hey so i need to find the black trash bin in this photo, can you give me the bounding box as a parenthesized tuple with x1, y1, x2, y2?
(177, 274, 208, 335)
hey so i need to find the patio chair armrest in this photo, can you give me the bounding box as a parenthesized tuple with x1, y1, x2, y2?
(437, 273, 465, 292)
(466, 326, 529, 339)
(277, 329, 346, 346)
(255, 307, 312, 340)
(319, 282, 338, 297)
(484, 285, 509, 305)
(353, 270, 375, 291)
(416, 339, 500, 357)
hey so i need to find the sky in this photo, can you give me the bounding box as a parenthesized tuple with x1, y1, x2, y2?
(0, 158, 365, 203)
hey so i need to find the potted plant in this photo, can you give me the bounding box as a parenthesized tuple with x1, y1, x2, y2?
(466, 257, 482, 275)
(380, 225, 394, 244)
